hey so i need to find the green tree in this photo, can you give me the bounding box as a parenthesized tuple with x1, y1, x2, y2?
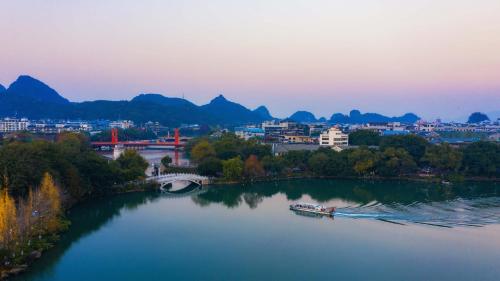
(349, 130, 381, 146)
(422, 143, 462, 174)
(214, 133, 243, 160)
(380, 135, 428, 163)
(284, 150, 311, 171)
(191, 140, 216, 163)
(116, 149, 149, 181)
(308, 152, 329, 175)
(197, 157, 223, 177)
(222, 157, 244, 181)
(377, 148, 417, 177)
(348, 147, 378, 176)
(461, 141, 499, 177)
(161, 155, 172, 168)
(261, 155, 286, 176)
(323, 150, 350, 176)
(241, 140, 272, 160)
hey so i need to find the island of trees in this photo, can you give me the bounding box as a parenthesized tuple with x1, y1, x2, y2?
(187, 133, 499, 182)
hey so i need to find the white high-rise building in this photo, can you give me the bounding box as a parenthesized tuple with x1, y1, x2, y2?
(0, 118, 29, 133)
(319, 127, 348, 147)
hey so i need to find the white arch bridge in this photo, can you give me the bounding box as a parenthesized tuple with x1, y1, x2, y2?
(146, 173, 211, 193)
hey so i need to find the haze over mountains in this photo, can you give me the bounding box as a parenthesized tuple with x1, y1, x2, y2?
(0, 75, 421, 126)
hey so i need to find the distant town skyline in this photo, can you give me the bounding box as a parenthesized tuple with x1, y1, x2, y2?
(1, 0, 500, 121)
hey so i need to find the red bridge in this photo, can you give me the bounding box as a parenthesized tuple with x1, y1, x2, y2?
(91, 128, 186, 149)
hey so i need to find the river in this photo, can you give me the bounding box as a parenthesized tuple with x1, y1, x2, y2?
(14, 179, 500, 281)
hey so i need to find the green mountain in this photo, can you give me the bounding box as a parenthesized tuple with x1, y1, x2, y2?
(289, 111, 317, 123)
(131, 93, 196, 107)
(6, 75, 69, 104)
(253, 106, 273, 120)
(200, 95, 265, 125)
(467, 112, 489, 123)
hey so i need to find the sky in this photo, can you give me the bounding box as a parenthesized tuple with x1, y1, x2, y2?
(1, 0, 500, 121)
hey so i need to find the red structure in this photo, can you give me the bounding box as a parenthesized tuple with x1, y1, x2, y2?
(111, 128, 119, 144)
(174, 128, 180, 146)
(91, 128, 185, 149)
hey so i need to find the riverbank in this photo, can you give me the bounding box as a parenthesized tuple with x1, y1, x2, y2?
(212, 173, 499, 186)
(2, 173, 496, 280)
(10, 179, 500, 281)
(0, 181, 157, 280)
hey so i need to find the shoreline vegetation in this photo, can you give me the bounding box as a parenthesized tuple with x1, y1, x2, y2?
(185, 133, 499, 184)
(0, 133, 150, 279)
(1, 132, 498, 279)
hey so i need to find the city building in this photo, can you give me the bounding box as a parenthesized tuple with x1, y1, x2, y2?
(364, 122, 407, 133)
(109, 120, 134, 129)
(261, 120, 308, 142)
(234, 127, 265, 140)
(282, 135, 315, 144)
(0, 118, 29, 133)
(319, 127, 349, 147)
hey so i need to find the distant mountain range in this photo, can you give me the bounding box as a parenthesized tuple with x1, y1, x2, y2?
(287, 109, 419, 124)
(0, 75, 422, 126)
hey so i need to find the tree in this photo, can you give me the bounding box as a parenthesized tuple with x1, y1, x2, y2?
(308, 153, 329, 175)
(191, 140, 216, 163)
(380, 135, 428, 163)
(214, 133, 243, 160)
(116, 149, 149, 181)
(349, 130, 381, 146)
(377, 148, 417, 177)
(467, 112, 489, 123)
(222, 157, 244, 181)
(323, 151, 350, 176)
(348, 147, 377, 176)
(197, 157, 223, 177)
(422, 143, 462, 174)
(261, 155, 285, 176)
(38, 173, 62, 233)
(18, 188, 34, 241)
(0, 183, 18, 251)
(241, 140, 272, 160)
(462, 141, 499, 177)
(161, 155, 172, 168)
(244, 155, 265, 179)
(284, 150, 310, 171)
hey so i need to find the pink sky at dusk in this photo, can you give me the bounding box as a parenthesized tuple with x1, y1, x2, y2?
(1, 0, 499, 120)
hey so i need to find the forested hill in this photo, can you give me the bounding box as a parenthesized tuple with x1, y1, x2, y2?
(0, 75, 421, 126)
(0, 76, 267, 126)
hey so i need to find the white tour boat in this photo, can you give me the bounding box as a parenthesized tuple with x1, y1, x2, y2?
(289, 202, 336, 216)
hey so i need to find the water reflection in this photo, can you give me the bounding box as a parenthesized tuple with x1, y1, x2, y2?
(193, 179, 500, 227)
(14, 179, 500, 281)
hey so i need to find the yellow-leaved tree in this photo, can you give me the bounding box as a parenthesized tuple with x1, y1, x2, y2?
(38, 173, 62, 233)
(0, 178, 19, 250)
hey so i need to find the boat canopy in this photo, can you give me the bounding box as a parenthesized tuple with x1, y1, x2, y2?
(295, 202, 324, 209)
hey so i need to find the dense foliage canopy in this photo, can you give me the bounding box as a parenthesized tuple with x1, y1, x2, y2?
(190, 134, 499, 180)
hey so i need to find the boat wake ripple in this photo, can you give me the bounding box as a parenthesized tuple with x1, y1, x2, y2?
(334, 196, 500, 227)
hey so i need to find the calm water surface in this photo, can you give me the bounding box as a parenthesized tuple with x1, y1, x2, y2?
(14, 180, 500, 281)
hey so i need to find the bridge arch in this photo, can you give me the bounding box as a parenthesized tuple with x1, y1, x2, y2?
(146, 173, 210, 193)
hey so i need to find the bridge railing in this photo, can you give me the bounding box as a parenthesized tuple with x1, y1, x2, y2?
(146, 173, 209, 182)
